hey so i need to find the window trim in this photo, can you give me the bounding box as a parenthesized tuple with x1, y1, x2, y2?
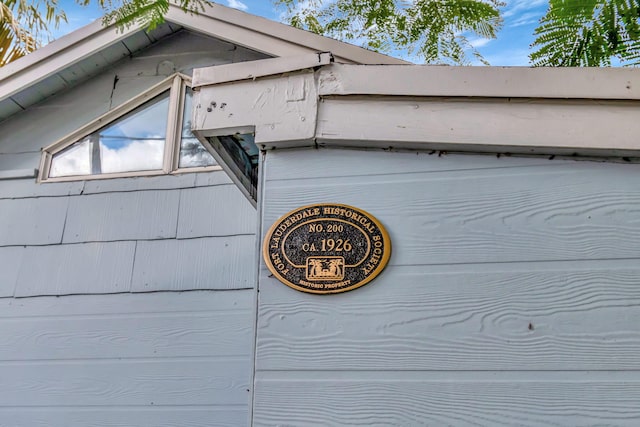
(38, 73, 221, 183)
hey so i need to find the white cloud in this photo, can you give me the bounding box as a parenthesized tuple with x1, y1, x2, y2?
(227, 0, 248, 11)
(101, 139, 164, 173)
(503, 0, 548, 18)
(49, 138, 165, 177)
(50, 140, 91, 177)
(469, 38, 492, 48)
(510, 11, 544, 28)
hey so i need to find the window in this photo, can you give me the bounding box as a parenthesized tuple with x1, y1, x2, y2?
(39, 74, 218, 182)
(178, 87, 216, 169)
(204, 133, 259, 201)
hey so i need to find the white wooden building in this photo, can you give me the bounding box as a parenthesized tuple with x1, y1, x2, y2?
(0, 5, 399, 426)
(2, 2, 640, 426)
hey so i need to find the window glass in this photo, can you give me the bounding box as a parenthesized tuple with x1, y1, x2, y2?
(178, 87, 216, 168)
(49, 92, 170, 177)
(49, 139, 91, 177)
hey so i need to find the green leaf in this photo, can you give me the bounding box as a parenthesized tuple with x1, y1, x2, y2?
(531, 0, 640, 66)
(275, 0, 504, 64)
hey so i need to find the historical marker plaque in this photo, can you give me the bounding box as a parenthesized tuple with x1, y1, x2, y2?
(263, 203, 391, 294)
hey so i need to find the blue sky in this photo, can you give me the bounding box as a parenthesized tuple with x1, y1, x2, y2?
(54, 0, 550, 66)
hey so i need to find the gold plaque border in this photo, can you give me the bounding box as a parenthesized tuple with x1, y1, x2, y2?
(262, 203, 392, 294)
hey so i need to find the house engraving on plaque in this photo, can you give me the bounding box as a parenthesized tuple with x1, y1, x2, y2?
(263, 203, 391, 294)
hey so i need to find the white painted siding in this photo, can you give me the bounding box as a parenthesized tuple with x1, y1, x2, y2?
(131, 235, 255, 292)
(0, 291, 253, 426)
(254, 147, 640, 426)
(0, 30, 262, 425)
(0, 170, 256, 297)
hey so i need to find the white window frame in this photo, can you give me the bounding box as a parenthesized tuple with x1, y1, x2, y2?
(38, 73, 221, 182)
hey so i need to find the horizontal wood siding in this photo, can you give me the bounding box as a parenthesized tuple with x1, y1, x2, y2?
(1, 360, 249, 406)
(254, 147, 640, 426)
(0, 151, 39, 171)
(257, 261, 640, 371)
(264, 162, 640, 265)
(62, 190, 181, 243)
(131, 235, 255, 291)
(254, 374, 640, 426)
(81, 173, 197, 194)
(0, 171, 256, 297)
(0, 31, 260, 296)
(0, 291, 253, 426)
(0, 28, 264, 426)
(1, 408, 247, 427)
(178, 185, 257, 238)
(0, 179, 83, 199)
(0, 247, 23, 297)
(0, 197, 68, 246)
(15, 242, 136, 296)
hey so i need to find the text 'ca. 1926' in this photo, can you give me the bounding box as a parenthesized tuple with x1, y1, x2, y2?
(263, 203, 391, 294)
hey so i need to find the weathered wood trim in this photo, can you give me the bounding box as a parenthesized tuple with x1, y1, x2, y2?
(192, 52, 333, 87)
(315, 96, 640, 156)
(192, 71, 317, 145)
(164, 74, 184, 173)
(318, 64, 640, 100)
(193, 63, 640, 158)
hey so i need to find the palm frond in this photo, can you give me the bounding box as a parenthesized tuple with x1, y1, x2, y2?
(0, 1, 41, 66)
(0, 0, 66, 66)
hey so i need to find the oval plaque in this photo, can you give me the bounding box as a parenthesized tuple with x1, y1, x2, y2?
(263, 203, 391, 294)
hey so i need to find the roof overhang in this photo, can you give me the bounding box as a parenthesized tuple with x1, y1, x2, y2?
(192, 59, 640, 159)
(0, 1, 406, 117)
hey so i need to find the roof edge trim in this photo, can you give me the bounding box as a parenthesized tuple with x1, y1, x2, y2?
(318, 64, 640, 100)
(0, 2, 406, 104)
(192, 63, 640, 158)
(192, 52, 333, 87)
(0, 22, 140, 101)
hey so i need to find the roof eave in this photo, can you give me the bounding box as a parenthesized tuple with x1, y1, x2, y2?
(0, 2, 407, 105)
(192, 62, 640, 159)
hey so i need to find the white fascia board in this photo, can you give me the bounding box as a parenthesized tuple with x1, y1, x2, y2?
(192, 52, 333, 87)
(165, 6, 315, 60)
(315, 96, 640, 156)
(318, 64, 640, 100)
(192, 63, 640, 157)
(0, 19, 105, 79)
(0, 20, 139, 102)
(170, 3, 408, 65)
